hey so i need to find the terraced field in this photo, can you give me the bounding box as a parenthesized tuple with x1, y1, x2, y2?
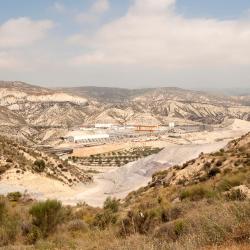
(69, 147, 163, 167)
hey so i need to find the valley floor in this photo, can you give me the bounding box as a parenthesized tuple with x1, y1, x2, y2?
(1, 119, 250, 207)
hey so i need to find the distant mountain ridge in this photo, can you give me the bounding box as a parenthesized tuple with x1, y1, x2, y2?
(0, 81, 249, 135)
(62, 86, 239, 105)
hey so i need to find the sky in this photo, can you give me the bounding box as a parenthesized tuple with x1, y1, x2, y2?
(0, 0, 250, 89)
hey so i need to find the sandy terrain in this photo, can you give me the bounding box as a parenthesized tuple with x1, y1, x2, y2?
(0, 119, 249, 207)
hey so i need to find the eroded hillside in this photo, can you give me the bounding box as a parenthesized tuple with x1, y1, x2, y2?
(0, 135, 92, 186)
(0, 82, 250, 135)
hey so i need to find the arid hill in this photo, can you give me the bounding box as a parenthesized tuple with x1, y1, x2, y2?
(0, 133, 250, 249)
(0, 135, 91, 186)
(0, 81, 249, 144)
(1, 82, 250, 128)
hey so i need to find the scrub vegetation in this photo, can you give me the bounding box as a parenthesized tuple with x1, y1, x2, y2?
(0, 133, 250, 249)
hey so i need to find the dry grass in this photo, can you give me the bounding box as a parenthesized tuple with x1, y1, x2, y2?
(1, 133, 250, 249)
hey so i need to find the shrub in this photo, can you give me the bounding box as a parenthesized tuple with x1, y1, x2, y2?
(225, 189, 247, 201)
(0, 198, 6, 223)
(0, 218, 19, 247)
(29, 200, 64, 237)
(207, 167, 220, 178)
(68, 219, 88, 232)
(154, 219, 186, 241)
(179, 185, 217, 201)
(217, 174, 245, 192)
(0, 198, 19, 246)
(161, 206, 182, 223)
(203, 162, 211, 170)
(120, 210, 152, 235)
(33, 160, 46, 173)
(7, 192, 22, 202)
(93, 210, 118, 230)
(215, 160, 222, 167)
(174, 219, 185, 237)
(103, 197, 120, 213)
(25, 225, 42, 244)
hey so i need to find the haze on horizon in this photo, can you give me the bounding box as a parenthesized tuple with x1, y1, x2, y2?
(0, 0, 250, 89)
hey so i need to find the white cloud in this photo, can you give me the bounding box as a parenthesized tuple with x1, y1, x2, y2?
(76, 0, 110, 23)
(0, 17, 54, 48)
(92, 0, 110, 14)
(0, 52, 20, 69)
(70, 0, 250, 69)
(53, 2, 66, 13)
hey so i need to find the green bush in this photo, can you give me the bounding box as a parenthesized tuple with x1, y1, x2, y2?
(25, 225, 42, 244)
(179, 185, 217, 201)
(216, 174, 245, 192)
(33, 160, 46, 173)
(207, 167, 221, 178)
(103, 197, 120, 213)
(29, 200, 64, 237)
(0, 198, 19, 246)
(7, 192, 22, 202)
(93, 210, 118, 230)
(0, 198, 6, 223)
(0, 218, 19, 247)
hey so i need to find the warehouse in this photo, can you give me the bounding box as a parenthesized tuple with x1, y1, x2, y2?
(66, 133, 110, 143)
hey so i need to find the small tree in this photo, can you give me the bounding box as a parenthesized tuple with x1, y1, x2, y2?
(103, 197, 120, 213)
(29, 200, 64, 237)
(33, 160, 46, 173)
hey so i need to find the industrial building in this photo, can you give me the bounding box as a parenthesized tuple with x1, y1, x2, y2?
(94, 123, 114, 129)
(65, 133, 110, 143)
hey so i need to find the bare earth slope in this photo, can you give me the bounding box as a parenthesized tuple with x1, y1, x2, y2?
(0, 135, 91, 187)
(64, 86, 250, 125)
(0, 81, 88, 128)
(0, 82, 249, 135)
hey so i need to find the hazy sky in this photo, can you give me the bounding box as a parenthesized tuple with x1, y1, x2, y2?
(0, 0, 250, 88)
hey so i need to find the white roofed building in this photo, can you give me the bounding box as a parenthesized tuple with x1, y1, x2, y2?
(67, 133, 110, 143)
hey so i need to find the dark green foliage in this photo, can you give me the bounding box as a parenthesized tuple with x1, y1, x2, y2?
(93, 209, 118, 230)
(33, 160, 46, 173)
(0, 197, 6, 223)
(103, 197, 120, 213)
(216, 175, 245, 192)
(179, 186, 217, 201)
(0, 197, 19, 246)
(7, 192, 22, 202)
(92, 197, 120, 230)
(207, 167, 221, 178)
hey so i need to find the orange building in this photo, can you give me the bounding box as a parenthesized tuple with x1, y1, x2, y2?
(134, 125, 159, 132)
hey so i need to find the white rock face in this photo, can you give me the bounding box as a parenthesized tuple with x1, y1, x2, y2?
(27, 93, 87, 105)
(0, 89, 88, 106)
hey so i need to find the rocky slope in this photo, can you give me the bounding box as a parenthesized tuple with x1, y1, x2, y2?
(149, 132, 250, 188)
(0, 81, 88, 128)
(0, 135, 91, 185)
(65, 86, 250, 125)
